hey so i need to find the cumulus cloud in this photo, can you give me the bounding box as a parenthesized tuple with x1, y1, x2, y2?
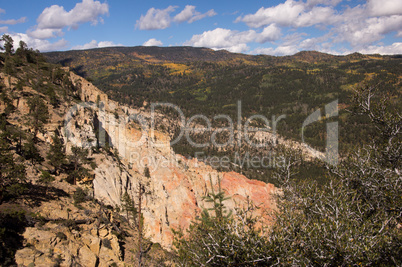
(136, 6, 177, 30)
(173, 5, 216, 23)
(255, 24, 282, 43)
(235, 0, 338, 28)
(27, 28, 64, 39)
(0, 26, 8, 33)
(357, 42, 402, 54)
(335, 5, 402, 47)
(29, 0, 109, 39)
(137, 5, 216, 30)
(143, 38, 163, 46)
(72, 40, 122, 50)
(7, 33, 68, 52)
(235, 0, 402, 54)
(184, 25, 281, 53)
(367, 0, 402, 16)
(185, 28, 251, 53)
(252, 45, 301, 56)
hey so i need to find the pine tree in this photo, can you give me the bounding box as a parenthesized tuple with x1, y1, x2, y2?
(67, 146, 90, 185)
(23, 137, 43, 164)
(121, 191, 137, 226)
(203, 175, 232, 221)
(26, 95, 49, 143)
(1, 34, 14, 56)
(47, 131, 66, 174)
(0, 136, 26, 202)
(38, 170, 55, 194)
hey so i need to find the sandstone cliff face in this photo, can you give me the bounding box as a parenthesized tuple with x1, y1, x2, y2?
(66, 74, 277, 249)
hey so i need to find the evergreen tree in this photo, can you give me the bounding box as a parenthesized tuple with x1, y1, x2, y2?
(23, 137, 43, 164)
(46, 131, 66, 174)
(1, 34, 14, 56)
(38, 170, 55, 194)
(1, 34, 15, 75)
(67, 146, 90, 185)
(15, 40, 28, 62)
(0, 136, 26, 202)
(121, 191, 137, 226)
(26, 95, 49, 143)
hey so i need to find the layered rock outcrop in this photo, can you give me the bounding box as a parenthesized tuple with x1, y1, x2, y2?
(15, 199, 123, 267)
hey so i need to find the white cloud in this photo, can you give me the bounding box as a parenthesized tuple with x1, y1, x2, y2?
(37, 0, 108, 29)
(252, 45, 300, 56)
(335, 10, 402, 47)
(235, 0, 402, 54)
(137, 5, 216, 30)
(27, 28, 64, 39)
(236, 0, 341, 28)
(367, 0, 402, 16)
(357, 42, 402, 54)
(184, 26, 281, 53)
(143, 38, 163, 46)
(0, 17, 27, 25)
(72, 40, 122, 50)
(294, 6, 338, 27)
(236, 0, 305, 28)
(254, 24, 282, 43)
(6, 33, 68, 52)
(0, 26, 8, 33)
(136, 6, 177, 30)
(173, 5, 216, 23)
(29, 0, 108, 39)
(173, 6, 195, 23)
(184, 28, 251, 52)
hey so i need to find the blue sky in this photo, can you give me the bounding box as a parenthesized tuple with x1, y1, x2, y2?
(1, 0, 401, 55)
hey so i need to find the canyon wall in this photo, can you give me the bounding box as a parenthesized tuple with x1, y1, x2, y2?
(66, 73, 277, 249)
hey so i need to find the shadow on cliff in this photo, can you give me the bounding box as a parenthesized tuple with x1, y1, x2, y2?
(71, 65, 88, 78)
(93, 112, 113, 150)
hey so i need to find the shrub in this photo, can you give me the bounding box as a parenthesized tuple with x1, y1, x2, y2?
(73, 187, 87, 205)
(102, 238, 112, 250)
(55, 232, 67, 240)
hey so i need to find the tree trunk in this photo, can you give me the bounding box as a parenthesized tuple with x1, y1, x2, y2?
(137, 183, 143, 266)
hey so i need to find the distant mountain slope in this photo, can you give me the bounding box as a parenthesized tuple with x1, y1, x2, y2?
(46, 46, 255, 66)
(45, 46, 397, 68)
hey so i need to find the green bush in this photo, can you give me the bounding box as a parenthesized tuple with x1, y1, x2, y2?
(73, 187, 87, 205)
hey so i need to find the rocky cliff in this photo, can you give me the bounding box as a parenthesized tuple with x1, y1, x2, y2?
(66, 73, 277, 249)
